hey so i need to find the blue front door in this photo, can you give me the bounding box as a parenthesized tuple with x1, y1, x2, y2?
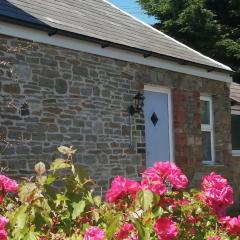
(143, 89, 172, 167)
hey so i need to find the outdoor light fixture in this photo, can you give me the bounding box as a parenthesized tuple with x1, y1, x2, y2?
(128, 91, 144, 148)
(129, 92, 145, 116)
(19, 102, 30, 116)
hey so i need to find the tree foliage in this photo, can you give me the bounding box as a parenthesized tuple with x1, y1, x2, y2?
(137, 0, 240, 82)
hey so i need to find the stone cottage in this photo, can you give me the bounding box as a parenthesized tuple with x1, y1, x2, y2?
(0, 0, 236, 193)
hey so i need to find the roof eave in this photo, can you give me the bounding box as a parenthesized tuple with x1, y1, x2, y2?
(0, 15, 233, 76)
(231, 97, 240, 104)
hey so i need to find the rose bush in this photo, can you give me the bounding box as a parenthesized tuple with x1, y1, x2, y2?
(0, 146, 239, 239)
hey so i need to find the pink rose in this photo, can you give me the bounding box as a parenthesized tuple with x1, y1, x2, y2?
(84, 226, 105, 240)
(115, 223, 138, 240)
(201, 172, 233, 216)
(154, 217, 178, 240)
(0, 230, 7, 240)
(0, 175, 18, 203)
(0, 175, 18, 192)
(0, 216, 8, 228)
(168, 168, 188, 189)
(141, 168, 167, 195)
(208, 237, 221, 240)
(220, 215, 240, 236)
(141, 162, 188, 195)
(125, 180, 141, 196)
(0, 216, 8, 240)
(153, 162, 172, 178)
(177, 199, 190, 206)
(106, 176, 140, 203)
(187, 216, 197, 224)
(202, 173, 227, 191)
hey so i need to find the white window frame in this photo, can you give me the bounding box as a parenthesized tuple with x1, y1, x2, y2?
(200, 96, 215, 164)
(231, 109, 240, 156)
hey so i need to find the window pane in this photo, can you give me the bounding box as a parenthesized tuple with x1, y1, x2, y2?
(202, 131, 212, 161)
(201, 100, 210, 124)
(232, 115, 240, 150)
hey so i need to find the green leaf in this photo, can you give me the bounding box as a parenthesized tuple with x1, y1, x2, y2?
(196, 207, 202, 215)
(50, 158, 71, 171)
(144, 228, 151, 240)
(70, 235, 83, 240)
(14, 205, 28, 230)
(24, 231, 39, 240)
(137, 190, 154, 211)
(34, 212, 50, 230)
(18, 182, 37, 203)
(106, 214, 122, 239)
(45, 174, 57, 185)
(92, 210, 100, 222)
(153, 206, 164, 218)
(133, 219, 145, 240)
(72, 200, 86, 220)
(93, 196, 102, 207)
(36, 176, 47, 185)
(61, 218, 72, 234)
(55, 194, 69, 206)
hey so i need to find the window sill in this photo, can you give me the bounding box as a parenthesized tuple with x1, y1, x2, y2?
(202, 162, 224, 167)
(232, 151, 240, 157)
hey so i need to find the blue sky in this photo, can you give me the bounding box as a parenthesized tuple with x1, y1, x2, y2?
(109, 0, 156, 24)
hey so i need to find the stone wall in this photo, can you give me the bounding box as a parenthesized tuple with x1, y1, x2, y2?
(0, 34, 233, 192)
(228, 156, 240, 207)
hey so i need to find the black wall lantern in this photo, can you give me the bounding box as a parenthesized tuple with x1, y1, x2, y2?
(19, 102, 30, 116)
(129, 92, 145, 116)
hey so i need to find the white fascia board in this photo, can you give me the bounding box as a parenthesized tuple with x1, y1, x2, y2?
(0, 21, 232, 82)
(231, 106, 240, 113)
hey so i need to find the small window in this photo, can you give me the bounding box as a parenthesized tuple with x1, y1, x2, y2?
(231, 110, 240, 156)
(200, 96, 215, 163)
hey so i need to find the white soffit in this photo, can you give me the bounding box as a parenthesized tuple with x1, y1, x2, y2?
(0, 21, 232, 82)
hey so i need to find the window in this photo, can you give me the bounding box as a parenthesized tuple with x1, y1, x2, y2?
(200, 96, 215, 163)
(231, 110, 240, 156)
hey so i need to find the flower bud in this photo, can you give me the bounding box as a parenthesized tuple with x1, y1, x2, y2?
(34, 162, 46, 176)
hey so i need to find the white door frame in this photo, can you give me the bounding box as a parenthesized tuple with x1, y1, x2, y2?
(144, 85, 174, 162)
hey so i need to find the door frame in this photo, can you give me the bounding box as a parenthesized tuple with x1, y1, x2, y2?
(144, 85, 174, 162)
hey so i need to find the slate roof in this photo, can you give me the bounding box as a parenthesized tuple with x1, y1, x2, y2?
(0, 0, 232, 73)
(231, 82, 240, 103)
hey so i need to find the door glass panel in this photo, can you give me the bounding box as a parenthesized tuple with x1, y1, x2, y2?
(151, 112, 159, 126)
(231, 115, 240, 150)
(201, 100, 210, 124)
(202, 131, 212, 161)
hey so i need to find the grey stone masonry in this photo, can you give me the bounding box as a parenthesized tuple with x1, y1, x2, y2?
(0, 34, 232, 192)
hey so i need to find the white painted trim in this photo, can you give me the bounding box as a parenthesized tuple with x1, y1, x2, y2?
(232, 150, 240, 156)
(0, 21, 232, 82)
(231, 110, 240, 115)
(200, 96, 213, 130)
(168, 89, 174, 163)
(144, 85, 174, 162)
(200, 96, 215, 164)
(231, 97, 240, 103)
(231, 111, 240, 155)
(144, 85, 171, 94)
